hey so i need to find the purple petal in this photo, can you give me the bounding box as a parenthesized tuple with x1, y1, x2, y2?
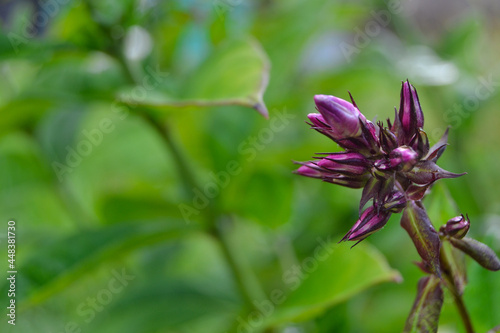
(314, 94, 366, 139)
(294, 162, 323, 178)
(317, 155, 368, 175)
(317, 152, 368, 165)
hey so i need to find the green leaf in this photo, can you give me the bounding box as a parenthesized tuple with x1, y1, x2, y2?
(266, 241, 401, 325)
(488, 325, 500, 333)
(4, 221, 194, 310)
(88, 281, 240, 333)
(120, 38, 270, 117)
(224, 168, 293, 228)
(401, 201, 441, 277)
(84, 232, 244, 333)
(404, 275, 443, 333)
(0, 96, 54, 133)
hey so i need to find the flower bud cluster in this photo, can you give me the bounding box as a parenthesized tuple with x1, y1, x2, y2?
(295, 81, 465, 243)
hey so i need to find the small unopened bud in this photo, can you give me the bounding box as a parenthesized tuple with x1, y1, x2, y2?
(314, 95, 366, 140)
(399, 80, 424, 141)
(389, 146, 418, 171)
(307, 113, 328, 128)
(319, 152, 368, 164)
(316, 152, 369, 175)
(343, 206, 391, 243)
(440, 214, 470, 239)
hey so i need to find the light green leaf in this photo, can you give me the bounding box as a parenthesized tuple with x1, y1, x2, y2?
(266, 241, 401, 325)
(120, 38, 270, 117)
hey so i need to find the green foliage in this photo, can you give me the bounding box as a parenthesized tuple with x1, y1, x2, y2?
(267, 243, 401, 325)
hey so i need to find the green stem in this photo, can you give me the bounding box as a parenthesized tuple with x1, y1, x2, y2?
(115, 54, 139, 86)
(214, 217, 266, 307)
(440, 241, 475, 333)
(451, 291, 474, 333)
(142, 114, 198, 195)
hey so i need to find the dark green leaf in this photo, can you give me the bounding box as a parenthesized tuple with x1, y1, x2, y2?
(4, 221, 194, 309)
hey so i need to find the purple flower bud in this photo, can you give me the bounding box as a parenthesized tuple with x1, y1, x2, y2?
(317, 151, 368, 165)
(307, 113, 328, 128)
(295, 81, 467, 248)
(439, 214, 470, 239)
(295, 161, 369, 188)
(389, 146, 418, 171)
(379, 126, 398, 152)
(307, 113, 362, 150)
(295, 163, 323, 178)
(314, 94, 366, 140)
(323, 175, 369, 189)
(316, 153, 369, 175)
(399, 81, 424, 142)
(342, 206, 391, 243)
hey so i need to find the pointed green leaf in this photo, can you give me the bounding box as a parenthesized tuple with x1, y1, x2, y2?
(404, 275, 443, 333)
(121, 38, 270, 117)
(401, 201, 441, 276)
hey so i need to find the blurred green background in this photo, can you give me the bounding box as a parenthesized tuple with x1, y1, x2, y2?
(1, 0, 500, 332)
